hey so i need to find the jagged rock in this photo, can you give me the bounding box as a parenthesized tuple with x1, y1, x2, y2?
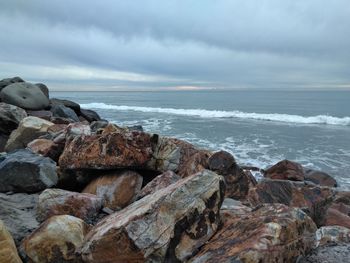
(82, 170, 143, 210)
(265, 159, 305, 181)
(50, 116, 74, 124)
(220, 198, 252, 217)
(0, 193, 39, 246)
(189, 204, 317, 263)
(0, 76, 24, 91)
(208, 150, 257, 200)
(26, 110, 52, 121)
(0, 82, 49, 110)
(0, 102, 27, 135)
(137, 170, 180, 199)
(5, 116, 54, 152)
(27, 138, 63, 162)
(47, 123, 67, 133)
(316, 226, 350, 247)
(65, 122, 91, 137)
(324, 191, 350, 228)
(23, 215, 91, 263)
(50, 104, 80, 122)
(79, 108, 101, 122)
(305, 169, 337, 187)
(247, 179, 334, 227)
(0, 220, 22, 263)
(148, 135, 211, 177)
(90, 120, 108, 133)
(37, 188, 102, 223)
(35, 83, 49, 98)
(0, 149, 57, 193)
(81, 170, 225, 263)
(59, 129, 154, 170)
(50, 98, 80, 114)
(299, 243, 350, 263)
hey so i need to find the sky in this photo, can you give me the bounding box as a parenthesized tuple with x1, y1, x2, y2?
(0, 0, 350, 91)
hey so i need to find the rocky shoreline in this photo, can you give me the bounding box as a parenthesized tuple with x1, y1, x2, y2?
(0, 76, 349, 262)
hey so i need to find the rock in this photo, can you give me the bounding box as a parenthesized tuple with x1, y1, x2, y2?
(305, 169, 337, 187)
(26, 110, 52, 121)
(47, 123, 67, 134)
(299, 243, 350, 263)
(0, 102, 27, 135)
(59, 129, 154, 170)
(220, 198, 252, 217)
(0, 220, 22, 263)
(27, 138, 63, 162)
(23, 215, 91, 263)
(37, 188, 102, 223)
(0, 149, 57, 193)
(50, 104, 80, 122)
(208, 150, 257, 200)
(0, 76, 24, 91)
(82, 170, 143, 210)
(128, 125, 143, 132)
(0, 134, 8, 152)
(148, 135, 211, 177)
(265, 159, 305, 181)
(81, 170, 225, 263)
(34, 83, 49, 98)
(5, 116, 54, 152)
(247, 179, 334, 227)
(0, 193, 39, 246)
(0, 82, 49, 110)
(324, 191, 350, 228)
(316, 226, 350, 247)
(66, 122, 91, 137)
(189, 204, 317, 263)
(50, 116, 74, 124)
(50, 98, 80, 114)
(79, 108, 101, 122)
(90, 120, 108, 133)
(137, 170, 180, 199)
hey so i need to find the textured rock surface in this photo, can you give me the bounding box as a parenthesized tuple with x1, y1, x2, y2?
(220, 198, 252, 217)
(59, 129, 153, 170)
(81, 170, 225, 263)
(82, 170, 143, 210)
(0, 102, 27, 134)
(23, 215, 91, 263)
(27, 138, 62, 162)
(316, 226, 350, 247)
(0, 220, 22, 263)
(299, 243, 350, 263)
(50, 98, 80, 114)
(50, 104, 80, 122)
(0, 149, 57, 193)
(37, 188, 103, 223)
(0, 82, 49, 110)
(137, 170, 180, 199)
(265, 159, 305, 181)
(65, 122, 91, 137)
(247, 179, 334, 226)
(0, 193, 39, 245)
(79, 108, 101, 122)
(5, 116, 54, 151)
(305, 169, 337, 187)
(189, 204, 317, 263)
(0, 76, 24, 91)
(35, 83, 49, 98)
(324, 191, 350, 228)
(208, 150, 257, 200)
(26, 110, 52, 121)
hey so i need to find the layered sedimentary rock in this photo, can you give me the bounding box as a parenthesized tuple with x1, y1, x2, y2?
(323, 191, 350, 228)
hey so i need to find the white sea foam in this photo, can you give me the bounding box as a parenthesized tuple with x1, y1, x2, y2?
(80, 102, 350, 126)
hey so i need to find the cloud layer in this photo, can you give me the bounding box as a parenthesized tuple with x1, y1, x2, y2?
(0, 0, 349, 90)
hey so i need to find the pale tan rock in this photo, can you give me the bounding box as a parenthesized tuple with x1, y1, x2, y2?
(0, 220, 22, 263)
(316, 226, 350, 247)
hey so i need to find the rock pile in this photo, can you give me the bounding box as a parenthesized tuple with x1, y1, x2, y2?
(0, 76, 349, 262)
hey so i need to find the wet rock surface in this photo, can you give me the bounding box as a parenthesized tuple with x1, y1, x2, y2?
(264, 159, 305, 181)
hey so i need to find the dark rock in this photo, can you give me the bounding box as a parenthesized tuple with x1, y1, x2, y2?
(0, 134, 8, 152)
(0, 76, 24, 91)
(80, 108, 101, 122)
(27, 138, 63, 162)
(0, 82, 49, 110)
(128, 125, 143, 132)
(34, 83, 49, 98)
(265, 159, 305, 181)
(299, 243, 350, 263)
(305, 169, 337, 187)
(50, 116, 74, 124)
(0, 102, 27, 135)
(316, 226, 350, 247)
(0, 149, 57, 193)
(50, 98, 80, 114)
(26, 110, 52, 121)
(90, 120, 108, 133)
(50, 104, 80, 122)
(324, 191, 350, 228)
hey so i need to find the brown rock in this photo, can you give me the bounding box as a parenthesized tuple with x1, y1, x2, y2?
(265, 159, 305, 181)
(37, 188, 103, 223)
(324, 191, 350, 228)
(137, 170, 180, 199)
(220, 198, 252, 218)
(189, 204, 317, 263)
(26, 110, 52, 121)
(81, 170, 225, 263)
(0, 220, 22, 263)
(82, 170, 143, 210)
(23, 215, 91, 263)
(47, 123, 67, 133)
(305, 169, 337, 187)
(27, 138, 63, 162)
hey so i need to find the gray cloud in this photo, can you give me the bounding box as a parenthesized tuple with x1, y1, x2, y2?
(0, 0, 349, 90)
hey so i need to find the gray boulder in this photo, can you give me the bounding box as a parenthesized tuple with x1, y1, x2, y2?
(80, 108, 101, 122)
(0, 149, 57, 193)
(50, 104, 80, 122)
(0, 102, 27, 134)
(50, 98, 80, 114)
(0, 76, 24, 91)
(0, 82, 49, 110)
(35, 83, 49, 98)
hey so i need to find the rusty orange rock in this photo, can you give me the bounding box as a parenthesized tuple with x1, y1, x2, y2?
(0, 220, 22, 263)
(265, 159, 305, 181)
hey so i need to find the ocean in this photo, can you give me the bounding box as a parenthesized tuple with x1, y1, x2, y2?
(51, 90, 350, 189)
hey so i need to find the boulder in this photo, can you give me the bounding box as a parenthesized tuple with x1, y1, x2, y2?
(299, 243, 350, 263)
(0, 134, 8, 152)
(90, 120, 108, 133)
(82, 170, 143, 210)
(137, 170, 180, 199)
(23, 215, 91, 263)
(34, 83, 49, 98)
(220, 198, 252, 217)
(0, 102, 27, 135)
(0, 193, 39, 246)
(0, 76, 24, 91)
(79, 108, 101, 122)
(50, 104, 80, 122)
(0, 220, 22, 263)
(247, 179, 334, 227)
(0, 149, 57, 193)
(189, 204, 317, 263)
(65, 122, 91, 137)
(316, 226, 350, 247)
(50, 98, 80, 114)
(26, 110, 52, 121)
(305, 169, 337, 187)
(265, 159, 305, 181)
(50, 116, 74, 124)
(128, 125, 143, 132)
(208, 150, 257, 200)
(59, 129, 154, 170)
(47, 123, 67, 134)
(81, 170, 225, 263)
(27, 138, 63, 162)
(323, 191, 350, 228)
(0, 82, 49, 110)
(5, 116, 54, 152)
(37, 188, 103, 223)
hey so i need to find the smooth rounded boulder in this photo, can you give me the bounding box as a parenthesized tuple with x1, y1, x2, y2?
(0, 76, 24, 91)
(0, 82, 49, 110)
(0, 102, 27, 135)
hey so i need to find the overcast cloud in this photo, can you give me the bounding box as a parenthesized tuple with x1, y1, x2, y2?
(0, 0, 349, 90)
